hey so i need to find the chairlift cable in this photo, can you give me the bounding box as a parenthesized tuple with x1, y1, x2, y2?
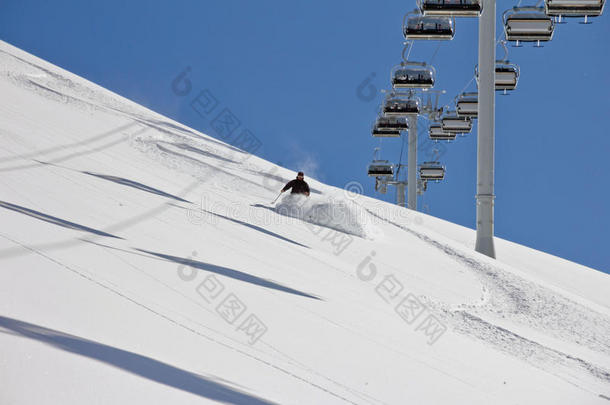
(396, 131, 407, 177)
(429, 42, 442, 65)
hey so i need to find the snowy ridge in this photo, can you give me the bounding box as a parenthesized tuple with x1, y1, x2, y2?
(1, 39, 609, 404)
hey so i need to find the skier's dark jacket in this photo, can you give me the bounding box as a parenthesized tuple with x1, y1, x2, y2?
(282, 179, 310, 195)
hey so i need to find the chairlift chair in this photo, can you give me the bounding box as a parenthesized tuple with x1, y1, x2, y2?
(545, 0, 605, 18)
(420, 0, 482, 17)
(403, 15, 455, 39)
(383, 95, 421, 116)
(504, 7, 555, 44)
(419, 161, 446, 181)
(372, 116, 407, 137)
(456, 92, 478, 117)
(442, 111, 473, 133)
(392, 64, 436, 89)
(392, 42, 436, 89)
(475, 41, 520, 93)
(495, 62, 520, 91)
(372, 127, 401, 137)
(368, 160, 394, 177)
(429, 123, 457, 140)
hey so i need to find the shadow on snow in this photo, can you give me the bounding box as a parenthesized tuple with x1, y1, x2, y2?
(82, 171, 191, 203)
(0, 200, 121, 239)
(0, 316, 277, 405)
(136, 249, 320, 300)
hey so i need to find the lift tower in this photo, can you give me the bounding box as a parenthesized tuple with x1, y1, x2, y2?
(475, 0, 496, 258)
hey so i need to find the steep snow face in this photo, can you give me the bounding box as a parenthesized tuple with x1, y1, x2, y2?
(0, 39, 609, 405)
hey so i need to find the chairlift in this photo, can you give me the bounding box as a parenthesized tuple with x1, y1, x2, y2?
(495, 62, 520, 92)
(403, 15, 455, 40)
(372, 116, 407, 137)
(368, 160, 394, 177)
(419, 161, 446, 181)
(545, 0, 605, 20)
(504, 7, 555, 45)
(476, 42, 520, 93)
(456, 92, 478, 117)
(392, 43, 436, 89)
(372, 127, 401, 137)
(429, 123, 457, 140)
(420, 0, 482, 17)
(383, 95, 421, 116)
(392, 64, 436, 89)
(442, 111, 472, 133)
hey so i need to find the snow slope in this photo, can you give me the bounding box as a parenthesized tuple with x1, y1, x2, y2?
(0, 40, 609, 405)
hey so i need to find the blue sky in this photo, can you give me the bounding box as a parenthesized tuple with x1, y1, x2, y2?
(1, 1, 608, 272)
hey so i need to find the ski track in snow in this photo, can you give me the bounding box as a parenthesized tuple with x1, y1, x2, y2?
(358, 203, 610, 389)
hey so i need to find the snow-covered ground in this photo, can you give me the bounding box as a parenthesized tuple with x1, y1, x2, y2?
(0, 40, 608, 404)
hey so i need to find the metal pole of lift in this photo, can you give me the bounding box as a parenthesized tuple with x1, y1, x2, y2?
(396, 182, 406, 207)
(407, 114, 418, 210)
(475, 0, 496, 258)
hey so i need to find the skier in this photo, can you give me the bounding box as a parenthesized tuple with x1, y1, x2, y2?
(281, 171, 310, 197)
